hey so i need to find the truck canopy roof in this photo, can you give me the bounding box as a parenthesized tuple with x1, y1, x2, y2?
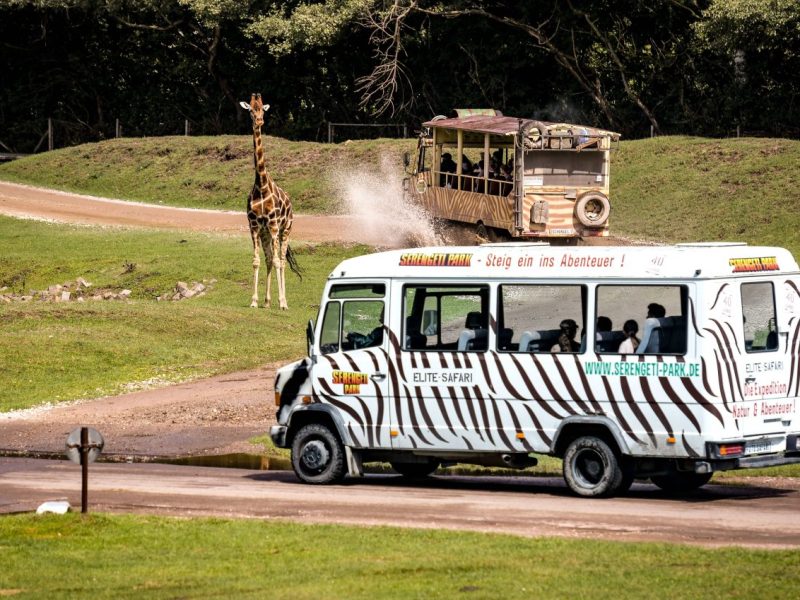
(329, 243, 798, 281)
(422, 113, 621, 140)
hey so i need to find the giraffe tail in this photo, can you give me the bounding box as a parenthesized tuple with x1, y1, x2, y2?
(286, 245, 304, 280)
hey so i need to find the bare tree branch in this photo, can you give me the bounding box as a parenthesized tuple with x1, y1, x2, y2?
(356, 0, 416, 116)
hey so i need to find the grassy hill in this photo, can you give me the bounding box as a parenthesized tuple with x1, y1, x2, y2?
(1, 134, 798, 254)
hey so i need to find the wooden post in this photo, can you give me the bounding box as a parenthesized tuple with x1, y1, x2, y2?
(456, 129, 463, 190)
(185, 119, 190, 136)
(403, 125, 408, 139)
(650, 125, 654, 138)
(736, 125, 740, 138)
(328, 122, 333, 144)
(48, 118, 53, 151)
(80, 427, 89, 514)
(116, 118, 121, 138)
(483, 133, 490, 192)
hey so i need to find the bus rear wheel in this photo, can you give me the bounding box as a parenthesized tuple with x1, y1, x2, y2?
(563, 436, 624, 497)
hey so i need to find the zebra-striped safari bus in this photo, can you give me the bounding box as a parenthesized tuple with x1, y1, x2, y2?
(271, 242, 800, 497)
(404, 109, 620, 242)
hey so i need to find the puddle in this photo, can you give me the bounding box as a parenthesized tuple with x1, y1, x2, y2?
(157, 453, 291, 471)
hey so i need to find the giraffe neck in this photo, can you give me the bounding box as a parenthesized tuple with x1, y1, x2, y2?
(252, 124, 277, 211)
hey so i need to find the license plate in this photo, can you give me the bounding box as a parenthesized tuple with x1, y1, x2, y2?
(745, 439, 775, 455)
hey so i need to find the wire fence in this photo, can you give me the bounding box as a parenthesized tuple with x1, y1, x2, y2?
(1, 116, 791, 161)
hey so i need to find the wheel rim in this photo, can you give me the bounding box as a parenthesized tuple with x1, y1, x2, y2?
(300, 439, 330, 472)
(572, 447, 606, 487)
(583, 199, 603, 222)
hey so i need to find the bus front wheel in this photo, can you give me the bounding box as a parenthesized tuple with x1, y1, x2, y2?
(291, 423, 346, 484)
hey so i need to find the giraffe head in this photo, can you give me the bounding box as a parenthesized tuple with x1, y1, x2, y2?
(239, 93, 270, 128)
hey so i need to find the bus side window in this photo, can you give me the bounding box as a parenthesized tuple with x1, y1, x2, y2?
(742, 282, 778, 352)
(498, 284, 585, 353)
(321, 283, 386, 354)
(403, 284, 488, 352)
(595, 285, 688, 355)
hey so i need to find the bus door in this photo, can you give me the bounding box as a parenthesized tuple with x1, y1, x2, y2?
(313, 281, 391, 450)
(389, 282, 495, 451)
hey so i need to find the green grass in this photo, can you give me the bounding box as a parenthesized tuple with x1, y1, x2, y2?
(0, 135, 414, 214)
(1, 134, 799, 255)
(1, 513, 797, 598)
(613, 136, 800, 254)
(0, 215, 369, 411)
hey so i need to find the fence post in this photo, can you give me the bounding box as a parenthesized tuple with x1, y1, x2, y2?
(116, 118, 121, 139)
(185, 119, 190, 136)
(403, 125, 408, 138)
(48, 118, 53, 151)
(650, 125, 654, 138)
(736, 125, 740, 138)
(328, 122, 333, 144)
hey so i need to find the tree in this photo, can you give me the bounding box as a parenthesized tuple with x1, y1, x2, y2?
(691, 0, 800, 135)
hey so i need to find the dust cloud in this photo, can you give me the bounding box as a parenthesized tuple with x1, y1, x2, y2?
(330, 154, 444, 248)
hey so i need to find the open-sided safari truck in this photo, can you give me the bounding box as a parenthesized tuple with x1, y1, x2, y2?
(404, 109, 620, 241)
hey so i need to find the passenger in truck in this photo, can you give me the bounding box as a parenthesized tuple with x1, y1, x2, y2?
(439, 152, 457, 188)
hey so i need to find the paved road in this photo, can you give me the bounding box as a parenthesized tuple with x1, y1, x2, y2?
(3, 458, 799, 548)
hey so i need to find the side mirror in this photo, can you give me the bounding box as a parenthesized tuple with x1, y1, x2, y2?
(306, 319, 316, 358)
(403, 152, 410, 168)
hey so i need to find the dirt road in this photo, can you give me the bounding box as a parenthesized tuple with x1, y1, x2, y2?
(2, 458, 799, 548)
(0, 366, 277, 458)
(0, 181, 383, 244)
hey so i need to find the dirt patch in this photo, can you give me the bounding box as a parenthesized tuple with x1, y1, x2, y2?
(0, 366, 278, 458)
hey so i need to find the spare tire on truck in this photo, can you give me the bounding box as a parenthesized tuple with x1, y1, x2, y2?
(575, 192, 610, 227)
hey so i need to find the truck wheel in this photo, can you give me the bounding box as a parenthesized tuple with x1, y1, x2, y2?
(563, 436, 624, 497)
(575, 192, 610, 227)
(651, 471, 712, 493)
(390, 460, 440, 478)
(291, 423, 345, 484)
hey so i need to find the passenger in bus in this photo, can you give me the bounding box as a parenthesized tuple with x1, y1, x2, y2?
(551, 319, 580, 353)
(439, 152, 457, 188)
(346, 309, 384, 349)
(597, 316, 612, 332)
(647, 303, 666, 319)
(618, 320, 640, 354)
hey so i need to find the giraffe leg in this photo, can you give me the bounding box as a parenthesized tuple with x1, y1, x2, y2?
(271, 230, 286, 310)
(250, 229, 261, 308)
(278, 232, 290, 310)
(261, 230, 274, 308)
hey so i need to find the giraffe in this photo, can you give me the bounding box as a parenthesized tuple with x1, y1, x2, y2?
(239, 93, 299, 309)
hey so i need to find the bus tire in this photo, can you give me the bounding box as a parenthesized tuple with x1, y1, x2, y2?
(563, 436, 624, 497)
(476, 223, 489, 243)
(291, 423, 346, 484)
(391, 459, 440, 478)
(651, 471, 712, 493)
(575, 192, 610, 227)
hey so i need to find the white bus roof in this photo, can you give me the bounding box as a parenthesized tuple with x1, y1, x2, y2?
(329, 243, 799, 281)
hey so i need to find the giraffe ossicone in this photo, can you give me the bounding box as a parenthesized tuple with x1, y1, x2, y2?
(241, 92, 297, 310)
